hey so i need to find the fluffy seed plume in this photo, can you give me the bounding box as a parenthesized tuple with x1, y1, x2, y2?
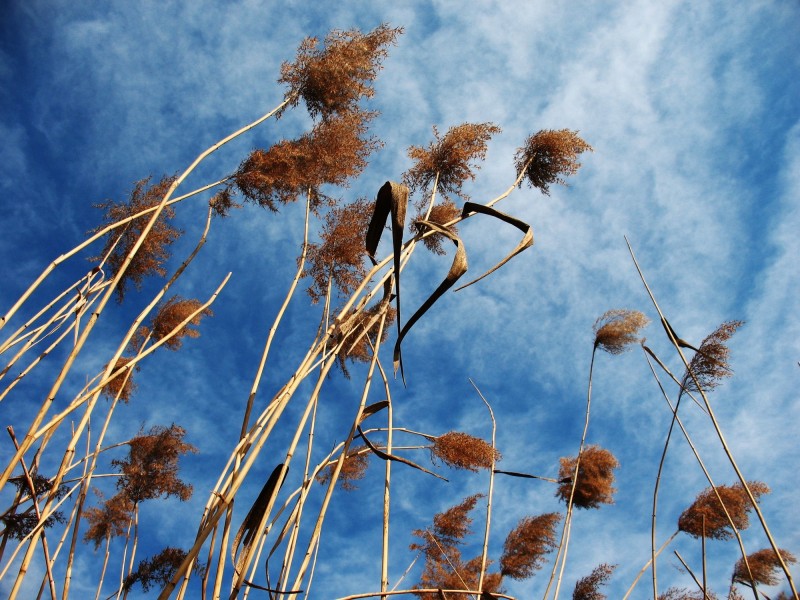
(305, 197, 374, 303)
(733, 548, 797, 587)
(557, 445, 619, 509)
(515, 129, 592, 195)
(278, 24, 402, 120)
(430, 431, 500, 472)
(92, 175, 182, 301)
(412, 199, 462, 255)
(315, 446, 370, 491)
(83, 491, 135, 549)
(2, 475, 68, 541)
(234, 110, 381, 211)
(677, 481, 770, 539)
(410, 494, 484, 559)
(410, 494, 502, 598)
(404, 122, 501, 201)
(148, 296, 213, 351)
(112, 424, 197, 504)
(124, 547, 204, 593)
(593, 309, 649, 354)
(500, 512, 561, 580)
(572, 563, 617, 600)
(101, 356, 137, 403)
(333, 303, 396, 378)
(209, 186, 240, 218)
(681, 320, 744, 394)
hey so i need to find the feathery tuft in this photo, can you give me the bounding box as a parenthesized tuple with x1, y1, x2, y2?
(678, 481, 770, 539)
(593, 309, 649, 354)
(557, 445, 619, 509)
(515, 129, 592, 195)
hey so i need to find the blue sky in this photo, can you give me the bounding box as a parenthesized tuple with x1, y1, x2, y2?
(1, 1, 799, 598)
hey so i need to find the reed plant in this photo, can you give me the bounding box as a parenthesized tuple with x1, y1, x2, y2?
(0, 22, 795, 600)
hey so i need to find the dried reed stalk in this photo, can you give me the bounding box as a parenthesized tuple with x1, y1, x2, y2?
(625, 237, 797, 599)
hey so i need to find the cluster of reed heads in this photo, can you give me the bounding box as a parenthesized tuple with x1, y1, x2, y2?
(0, 23, 795, 600)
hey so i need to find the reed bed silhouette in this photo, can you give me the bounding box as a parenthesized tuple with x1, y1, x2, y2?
(0, 23, 795, 600)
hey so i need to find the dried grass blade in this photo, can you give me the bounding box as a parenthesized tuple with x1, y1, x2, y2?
(455, 202, 532, 291)
(493, 469, 560, 483)
(231, 464, 288, 574)
(392, 220, 467, 380)
(242, 580, 302, 595)
(357, 425, 447, 482)
(359, 400, 389, 423)
(366, 181, 408, 369)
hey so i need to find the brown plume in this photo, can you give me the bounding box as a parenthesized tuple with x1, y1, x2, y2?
(404, 123, 501, 201)
(515, 129, 592, 195)
(499, 512, 561, 580)
(92, 175, 182, 301)
(234, 110, 381, 211)
(557, 445, 619, 509)
(678, 481, 770, 539)
(733, 548, 796, 587)
(430, 431, 500, 472)
(278, 24, 402, 120)
(593, 309, 649, 354)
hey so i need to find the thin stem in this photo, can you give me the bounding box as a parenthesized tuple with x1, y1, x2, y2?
(626, 238, 795, 598)
(547, 346, 597, 600)
(469, 378, 497, 594)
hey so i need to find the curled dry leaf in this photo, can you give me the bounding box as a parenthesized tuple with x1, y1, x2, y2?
(454, 202, 533, 291)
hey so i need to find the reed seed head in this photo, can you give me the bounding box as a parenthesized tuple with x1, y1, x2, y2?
(92, 175, 182, 302)
(733, 548, 796, 587)
(209, 186, 240, 218)
(101, 356, 137, 403)
(404, 122, 501, 201)
(279, 24, 402, 120)
(305, 197, 374, 303)
(412, 199, 461, 255)
(572, 563, 616, 600)
(410, 494, 502, 597)
(315, 446, 370, 491)
(112, 424, 197, 505)
(515, 129, 592, 195)
(124, 547, 204, 593)
(234, 110, 381, 211)
(593, 309, 649, 354)
(678, 481, 770, 539)
(557, 445, 619, 509)
(149, 296, 213, 351)
(658, 588, 718, 600)
(681, 320, 744, 394)
(333, 303, 396, 378)
(430, 431, 501, 472)
(410, 493, 483, 558)
(83, 491, 135, 549)
(500, 512, 561, 580)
